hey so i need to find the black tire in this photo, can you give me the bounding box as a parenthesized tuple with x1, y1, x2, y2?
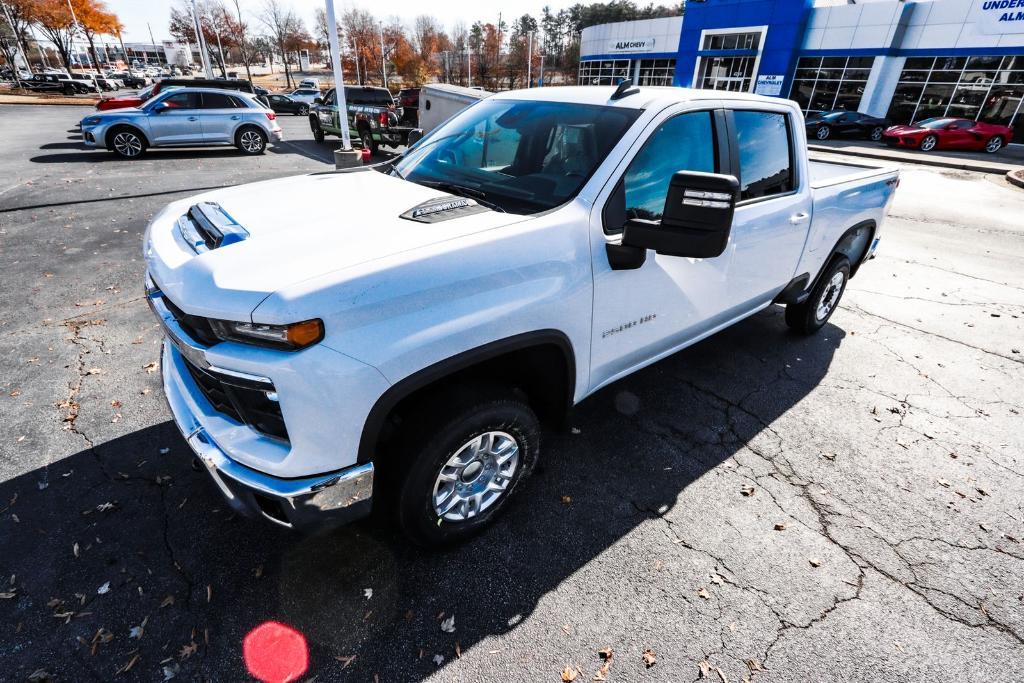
(297, 104, 309, 116)
(62, 84, 75, 96)
(919, 134, 938, 152)
(235, 126, 267, 155)
(785, 257, 851, 335)
(984, 136, 1004, 154)
(359, 128, 378, 156)
(107, 126, 146, 159)
(869, 126, 884, 142)
(815, 125, 831, 141)
(393, 386, 540, 547)
(311, 118, 324, 143)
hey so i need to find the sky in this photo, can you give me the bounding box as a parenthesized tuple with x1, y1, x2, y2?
(105, 0, 554, 44)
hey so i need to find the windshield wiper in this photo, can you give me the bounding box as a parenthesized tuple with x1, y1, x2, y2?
(418, 180, 506, 213)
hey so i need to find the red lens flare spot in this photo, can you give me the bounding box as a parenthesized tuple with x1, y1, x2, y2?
(243, 621, 309, 683)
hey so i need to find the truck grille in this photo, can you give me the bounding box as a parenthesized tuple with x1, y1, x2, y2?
(181, 357, 289, 442)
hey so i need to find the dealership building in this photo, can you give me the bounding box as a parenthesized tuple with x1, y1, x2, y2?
(579, 0, 1024, 143)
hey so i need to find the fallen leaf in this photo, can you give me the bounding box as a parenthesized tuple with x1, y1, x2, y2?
(697, 587, 710, 599)
(363, 588, 373, 600)
(440, 614, 456, 633)
(97, 581, 110, 595)
(143, 362, 158, 374)
(809, 558, 822, 568)
(160, 595, 175, 608)
(86, 368, 102, 375)
(710, 574, 724, 586)
(774, 523, 786, 531)
(938, 479, 951, 488)
(698, 660, 712, 678)
(178, 641, 198, 660)
(642, 648, 657, 668)
(714, 666, 729, 683)
(740, 484, 755, 497)
(433, 654, 444, 666)
(561, 495, 572, 505)
(561, 665, 579, 681)
(597, 647, 613, 661)
(335, 655, 356, 670)
(206, 584, 212, 603)
(116, 653, 141, 674)
(455, 641, 461, 658)
(745, 659, 763, 672)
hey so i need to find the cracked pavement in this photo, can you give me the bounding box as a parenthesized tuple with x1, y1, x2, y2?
(1, 105, 1023, 682)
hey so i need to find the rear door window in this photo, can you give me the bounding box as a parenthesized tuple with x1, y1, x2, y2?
(732, 110, 795, 201)
(200, 92, 238, 109)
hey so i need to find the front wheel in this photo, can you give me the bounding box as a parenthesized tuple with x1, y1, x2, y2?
(109, 128, 146, 159)
(815, 125, 831, 141)
(394, 388, 540, 547)
(311, 118, 324, 143)
(919, 134, 938, 152)
(869, 126, 884, 142)
(235, 126, 267, 155)
(785, 257, 851, 335)
(984, 136, 1004, 154)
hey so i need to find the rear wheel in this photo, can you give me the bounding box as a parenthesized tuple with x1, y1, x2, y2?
(919, 134, 938, 152)
(359, 128, 378, 156)
(235, 126, 267, 155)
(785, 257, 851, 335)
(984, 136, 1004, 154)
(815, 125, 831, 141)
(62, 84, 75, 96)
(869, 126, 884, 142)
(393, 386, 540, 547)
(108, 127, 146, 159)
(297, 104, 309, 116)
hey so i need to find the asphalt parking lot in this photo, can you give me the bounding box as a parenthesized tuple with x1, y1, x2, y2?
(1, 104, 1023, 682)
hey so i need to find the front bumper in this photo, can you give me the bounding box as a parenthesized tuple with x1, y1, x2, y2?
(162, 339, 374, 531)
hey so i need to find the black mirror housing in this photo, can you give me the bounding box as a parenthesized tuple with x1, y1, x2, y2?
(623, 170, 739, 259)
(313, 96, 323, 105)
(407, 128, 424, 147)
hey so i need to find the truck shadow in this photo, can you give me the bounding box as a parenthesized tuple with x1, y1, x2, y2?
(0, 307, 843, 680)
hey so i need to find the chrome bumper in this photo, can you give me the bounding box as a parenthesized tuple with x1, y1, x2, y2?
(154, 290, 374, 531)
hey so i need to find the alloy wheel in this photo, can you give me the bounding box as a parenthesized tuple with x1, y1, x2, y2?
(816, 126, 830, 140)
(431, 431, 520, 522)
(985, 137, 1003, 153)
(920, 135, 937, 152)
(870, 127, 884, 141)
(239, 130, 264, 153)
(113, 132, 142, 157)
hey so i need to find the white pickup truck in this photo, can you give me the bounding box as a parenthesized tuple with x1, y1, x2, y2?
(144, 83, 898, 546)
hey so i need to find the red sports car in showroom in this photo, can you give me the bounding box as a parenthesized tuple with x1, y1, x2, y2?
(882, 117, 1013, 154)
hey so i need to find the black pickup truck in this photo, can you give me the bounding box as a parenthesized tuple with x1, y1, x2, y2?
(309, 85, 413, 154)
(21, 74, 93, 95)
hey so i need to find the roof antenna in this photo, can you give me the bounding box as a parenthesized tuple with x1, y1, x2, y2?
(610, 78, 639, 100)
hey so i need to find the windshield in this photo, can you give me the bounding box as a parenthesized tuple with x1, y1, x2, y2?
(915, 118, 955, 129)
(392, 99, 641, 214)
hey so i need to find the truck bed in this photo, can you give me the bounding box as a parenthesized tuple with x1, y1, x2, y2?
(808, 157, 897, 189)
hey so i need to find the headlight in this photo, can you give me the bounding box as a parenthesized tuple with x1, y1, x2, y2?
(208, 319, 323, 351)
(82, 116, 102, 126)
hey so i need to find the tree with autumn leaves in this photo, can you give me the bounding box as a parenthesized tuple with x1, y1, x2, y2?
(4, 0, 122, 73)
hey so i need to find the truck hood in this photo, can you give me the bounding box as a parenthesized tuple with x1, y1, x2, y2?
(145, 169, 527, 320)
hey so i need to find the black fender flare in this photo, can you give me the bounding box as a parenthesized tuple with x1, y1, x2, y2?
(356, 330, 576, 464)
(813, 219, 876, 288)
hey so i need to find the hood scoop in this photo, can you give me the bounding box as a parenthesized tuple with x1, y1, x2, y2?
(400, 196, 491, 224)
(177, 202, 250, 253)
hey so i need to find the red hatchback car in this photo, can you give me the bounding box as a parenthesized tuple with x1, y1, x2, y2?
(882, 117, 1013, 154)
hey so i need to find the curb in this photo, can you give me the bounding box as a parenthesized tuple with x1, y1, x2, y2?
(807, 143, 1018, 176)
(1008, 170, 1024, 189)
(0, 94, 100, 106)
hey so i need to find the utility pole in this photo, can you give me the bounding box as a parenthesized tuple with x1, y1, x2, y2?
(379, 21, 386, 90)
(116, 30, 131, 76)
(467, 46, 472, 87)
(527, 31, 532, 87)
(147, 22, 159, 66)
(539, 52, 545, 87)
(214, 22, 226, 77)
(188, 0, 214, 77)
(65, 0, 85, 68)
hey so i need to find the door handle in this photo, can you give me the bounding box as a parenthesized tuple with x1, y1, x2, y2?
(231, 115, 240, 120)
(187, 116, 198, 121)
(789, 211, 810, 224)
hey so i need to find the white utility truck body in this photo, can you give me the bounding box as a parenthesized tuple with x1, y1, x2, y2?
(144, 85, 897, 544)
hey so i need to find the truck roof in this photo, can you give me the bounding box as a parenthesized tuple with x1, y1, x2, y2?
(491, 85, 790, 110)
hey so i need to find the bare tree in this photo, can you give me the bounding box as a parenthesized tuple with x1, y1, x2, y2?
(230, 0, 254, 82)
(260, 0, 302, 89)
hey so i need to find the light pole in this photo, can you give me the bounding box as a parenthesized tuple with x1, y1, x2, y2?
(324, 0, 351, 150)
(189, 0, 214, 77)
(1, 1, 31, 80)
(379, 21, 387, 90)
(526, 31, 533, 87)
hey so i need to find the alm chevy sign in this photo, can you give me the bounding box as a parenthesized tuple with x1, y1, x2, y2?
(607, 37, 657, 53)
(975, 0, 1024, 34)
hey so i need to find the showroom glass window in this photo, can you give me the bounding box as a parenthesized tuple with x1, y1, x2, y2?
(886, 55, 1024, 144)
(696, 31, 762, 92)
(638, 59, 677, 86)
(733, 111, 794, 201)
(789, 56, 873, 113)
(620, 111, 717, 224)
(579, 60, 632, 86)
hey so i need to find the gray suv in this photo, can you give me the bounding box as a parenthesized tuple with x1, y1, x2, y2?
(80, 88, 284, 159)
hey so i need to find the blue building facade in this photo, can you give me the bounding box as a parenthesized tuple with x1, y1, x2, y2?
(578, 0, 1024, 143)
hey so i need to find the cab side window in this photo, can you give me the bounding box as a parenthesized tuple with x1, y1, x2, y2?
(733, 111, 794, 201)
(606, 111, 716, 232)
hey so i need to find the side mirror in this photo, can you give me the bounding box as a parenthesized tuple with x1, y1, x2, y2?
(313, 96, 323, 105)
(152, 101, 170, 113)
(407, 128, 424, 147)
(619, 171, 740, 262)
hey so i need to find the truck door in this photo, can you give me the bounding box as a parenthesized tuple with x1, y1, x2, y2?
(318, 89, 337, 131)
(589, 104, 810, 391)
(589, 106, 733, 389)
